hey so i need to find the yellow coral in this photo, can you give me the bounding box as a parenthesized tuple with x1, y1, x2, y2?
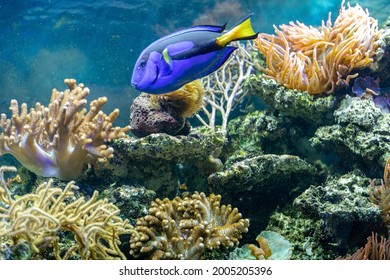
(129, 192, 249, 259)
(248, 235, 272, 260)
(0, 169, 134, 260)
(0, 79, 130, 180)
(254, 1, 381, 94)
(149, 79, 204, 118)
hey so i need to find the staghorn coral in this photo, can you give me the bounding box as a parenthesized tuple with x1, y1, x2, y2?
(0, 79, 130, 180)
(255, 1, 381, 94)
(370, 157, 390, 235)
(129, 192, 249, 259)
(0, 167, 134, 260)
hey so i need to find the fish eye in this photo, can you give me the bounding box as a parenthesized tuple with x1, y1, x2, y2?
(140, 59, 146, 67)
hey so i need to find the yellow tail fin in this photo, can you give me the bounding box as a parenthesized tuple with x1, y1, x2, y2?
(216, 14, 258, 47)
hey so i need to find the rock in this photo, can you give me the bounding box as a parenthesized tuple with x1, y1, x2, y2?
(103, 185, 156, 225)
(334, 96, 382, 129)
(208, 154, 319, 243)
(311, 97, 390, 171)
(129, 94, 191, 137)
(208, 154, 316, 195)
(227, 110, 285, 157)
(249, 75, 339, 126)
(293, 172, 382, 252)
(95, 127, 226, 196)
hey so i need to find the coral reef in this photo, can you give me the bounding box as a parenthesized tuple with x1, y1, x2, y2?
(129, 192, 249, 259)
(225, 108, 333, 165)
(97, 127, 225, 196)
(208, 154, 318, 243)
(311, 96, 390, 170)
(352, 76, 380, 97)
(102, 185, 156, 225)
(0, 168, 134, 260)
(1, 241, 32, 260)
(266, 172, 383, 259)
(228, 244, 258, 260)
(208, 154, 316, 195)
(266, 208, 333, 259)
(226, 110, 285, 157)
(249, 75, 338, 126)
(350, 76, 390, 113)
(255, 1, 381, 94)
(130, 93, 191, 138)
(293, 172, 382, 253)
(0, 79, 130, 180)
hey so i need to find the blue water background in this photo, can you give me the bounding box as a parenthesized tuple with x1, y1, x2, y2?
(0, 0, 388, 126)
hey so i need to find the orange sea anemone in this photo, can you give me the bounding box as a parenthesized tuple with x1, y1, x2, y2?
(254, 1, 381, 94)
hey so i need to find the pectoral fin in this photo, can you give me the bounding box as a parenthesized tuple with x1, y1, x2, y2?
(159, 47, 173, 76)
(163, 48, 173, 68)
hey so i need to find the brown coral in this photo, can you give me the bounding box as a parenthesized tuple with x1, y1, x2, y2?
(129, 192, 249, 259)
(248, 235, 272, 260)
(254, 1, 381, 94)
(0, 79, 130, 180)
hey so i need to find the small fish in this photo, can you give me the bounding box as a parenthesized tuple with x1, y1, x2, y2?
(131, 14, 258, 94)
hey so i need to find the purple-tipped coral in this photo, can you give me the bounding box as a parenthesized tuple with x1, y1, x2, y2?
(351, 76, 389, 113)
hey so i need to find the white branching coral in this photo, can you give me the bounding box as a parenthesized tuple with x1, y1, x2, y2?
(196, 42, 254, 134)
(0, 79, 130, 180)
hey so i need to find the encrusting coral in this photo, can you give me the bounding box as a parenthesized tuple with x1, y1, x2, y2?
(0, 166, 134, 260)
(255, 1, 381, 94)
(0, 79, 130, 180)
(129, 192, 249, 259)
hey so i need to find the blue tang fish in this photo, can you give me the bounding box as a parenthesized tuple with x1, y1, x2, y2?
(131, 14, 258, 94)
